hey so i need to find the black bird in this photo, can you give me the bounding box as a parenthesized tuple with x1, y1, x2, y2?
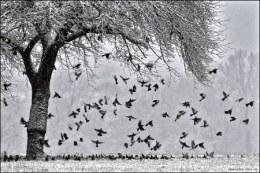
(138, 80, 149, 87)
(230, 117, 236, 122)
(235, 98, 244, 102)
(125, 115, 137, 121)
(74, 141, 78, 146)
(190, 107, 198, 116)
(74, 72, 81, 80)
(222, 91, 229, 101)
(145, 120, 153, 127)
(181, 101, 191, 108)
(124, 143, 128, 148)
(75, 121, 83, 131)
(175, 111, 186, 121)
(199, 93, 206, 101)
(113, 75, 118, 84)
(191, 116, 202, 125)
(80, 138, 83, 142)
(224, 109, 232, 115)
(125, 98, 137, 108)
(137, 120, 145, 131)
(198, 142, 205, 149)
(162, 112, 170, 118)
(180, 132, 188, 139)
(216, 132, 222, 136)
(152, 100, 160, 107)
(60, 133, 64, 140)
(113, 109, 117, 116)
(91, 140, 104, 147)
(200, 120, 209, 128)
(153, 84, 159, 91)
(98, 99, 103, 106)
(246, 101, 254, 107)
(47, 113, 55, 119)
(242, 119, 249, 125)
(67, 124, 73, 130)
(113, 95, 121, 106)
(144, 135, 154, 147)
(20, 117, 28, 127)
(3, 82, 11, 90)
(53, 92, 61, 98)
(190, 140, 198, 150)
(145, 84, 152, 91)
(137, 136, 143, 143)
(68, 111, 78, 118)
(179, 140, 191, 149)
(151, 140, 162, 151)
(73, 63, 81, 69)
(209, 69, 217, 74)
(94, 128, 107, 136)
(120, 76, 130, 84)
(127, 132, 139, 141)
(129, 89, 133, 95)
(76, 108, 80, 113)
(40, 139, 50, 148)
(3, 98, 8, 106)
(99, 110, 106, 119)
(130, 139, 136, 146)
(102, 53, 111, 59)
(83, 114, 90, 123)
(206, 151, 214, 158)
(132, 85, 136, 92)
(63, 133, 69, 140)
(161, 79, 165, 85)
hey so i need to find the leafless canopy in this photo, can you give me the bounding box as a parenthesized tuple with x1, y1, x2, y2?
(1, 1, 228, 93)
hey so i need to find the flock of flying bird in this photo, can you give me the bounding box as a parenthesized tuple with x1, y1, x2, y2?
(1, 63, 254, 160)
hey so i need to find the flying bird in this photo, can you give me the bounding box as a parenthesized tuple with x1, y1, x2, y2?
(99, 110, 106, 119)
(151, 140, 162, 151)
(145, 84, 152, 91)
(125, 98, 137, 108)
(153, 84, 159, 91)
(75, 121, 83, 131)
(245, 101, 254, 107)
(235, 98, 244, 102)
(137, 120, 145, 131)
(181, 101, 191, 108)
(199, 93, 206, 101)
(138, 80, 149, 87)
(179, 140, 191, 149)
(124, 143, 128, 148)
(206, 151, 214, 158)
(3, 98, 8, 107)
(162, 112, 170, 118)
(127, 132, 139, 141)
(161, 79, 165, 85)
(98, 99, 103, 106)
(74, 72, 81, 80)
(198, 142, 205, 149)
(191, 116, 202, 125)
(91, 140, 104, 147)
(222, 91, 229, 101)
(175, 111, 186, 121)
(67, 124, 73, 130)
(190, 107, 198, 116)
(224, 109, 232, 115)
(113, 75, 118, 84)
(190, 140, 198, 150)
(40, 139, 50, 148)
(20, 117, 28, 127)
(216, 132, 222, 136)
(102, 53, 111, 59)
(209, 69, 217, 74)
(143, 135, 154, 147)
(68, 111, 78, 118)
(230, 117, 236, 122)
(104, 95, 109, 105)
(180, 132, 188, 139)
(74, 141, 78, 146)
(129, 89, 134, 95)
(53, 92, 61, 98)
(145, 120, 153, 127)
(152, 100, 160, 107)
(113, 95, 121, 106)
(200, 120, 209, 128)
(73, 63, 81, 69)
(3, 82, 11, 90)
(83, 114, 90, 123)
(242, 119, 249, 125)
(130, 139, 136, 147)
(63, 133, 69, 140)
(113, 109, 117, 116)
(76, 108, 80, 113)
(47, 113, 55, 119)
(125, 115, 137, 121)
(120, 76, 130, 84)
(58, 139, 63, 146)
(132, 85, 136, 92)
(94, 128, 107, 136)
(137, 136, 143, 143)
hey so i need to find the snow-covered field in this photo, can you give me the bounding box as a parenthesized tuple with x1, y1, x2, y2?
(1, 154, 259, 172)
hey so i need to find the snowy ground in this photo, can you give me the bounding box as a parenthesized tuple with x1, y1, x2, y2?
(1, 154, 259, 172)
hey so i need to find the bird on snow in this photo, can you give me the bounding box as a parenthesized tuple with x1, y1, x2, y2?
(242, 119, 249, 125)
(125, 115, 138, 121)
(235, 98, 244, 102)
(179, 140, 191, 149)
(191, 116, 202, 125)
(180, 132, 188, 139)
(120, 76, 130, 84)
(200, 120, 209, 128)
(222, 91, 230, 101)
(190, 107, 198, 116)
(137, 120, 145, 131)
(152, 100, 160, 107)
(245, 101, 254, 107)
(53, 92, 61, 98)
(199, 93, 206, 101)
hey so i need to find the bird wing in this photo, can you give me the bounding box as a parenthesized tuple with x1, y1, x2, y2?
(97, 141, 104, 144)
(91, 140, 97, 143)
(131, 116, 137, 119)
(223, 91, 227, 97)
(138, 120, 142, 127)
(94, 128, 101, 132)
(191, 107, 196, 113)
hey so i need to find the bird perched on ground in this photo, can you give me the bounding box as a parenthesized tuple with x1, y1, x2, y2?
(127, 132, 139, 141)
(125, 115, 138, 121)
(53, 92, 61, 98)
(74, 141, 78, 146)
(245, 101, 254, 107)
(75, 121, 83, 131)
(120, 76, 130, 84)
(113, 109, 117, 116)
(83, 114, 90, 123)
(113, 94, 121, 106)
(99, 110, 106, 119)
(190, 107, 198, 116)
(242, 119, 249, 125)
(175, 111, 186, 121)
(190, 140, 198, 150)
(180, 132, 188, 139)
(102, 53, 111, 59)
(137, 120, 145, 131)
(161, 112, 170, 118)
(138, 80, 149, 87)
(152, 100, 160, 107)
(91, 140, 104, 147)
(198, 142, 205, 149)
(224, 109, 232, 115)
(124, 143, 128, 148)
(209, 69, 217, 74)
(222, 91, 229, 101)
(153, 84, 159, 91)
(206, 151, 214, 158)
(94, 128, 107, 136)
(3, 82, 11, 90)
(191, 116, 202, 125)
(200, 120, 209, 128)
(181, 101, 191, 108)
(145, 83, 152, 91)
(47, 113, 55, 119)
(68, 111, 78, 118)
(199, 93, 206, 101)
(3, 98, 8, 106)
(230, 117, 236, 122)
(145, 120, 153, 127)
(73, 63, 81, 69)
(113, 75, 118, 84)
(179, 140, 191, 149)
(235, 98, 244, 102)
(20, 117, 28, 127)
(74, 72, 81, 80)
(216, 132, 222, 136)
(161, 79, 165, 85)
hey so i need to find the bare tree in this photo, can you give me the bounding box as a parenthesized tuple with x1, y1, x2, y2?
(0, 1, 228, 159)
